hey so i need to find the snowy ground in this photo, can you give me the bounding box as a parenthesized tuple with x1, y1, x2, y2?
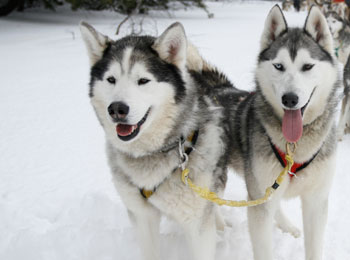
(1, 1, 350, 259)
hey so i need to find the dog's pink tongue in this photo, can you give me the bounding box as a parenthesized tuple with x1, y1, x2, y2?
(282, 109, 303, 143)
(116, 124, 133, 136)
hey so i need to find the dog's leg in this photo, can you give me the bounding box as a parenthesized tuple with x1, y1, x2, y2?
(248, 201, 276, 260)
(275, 204, 301, 238)
(301, 193, 329, 260)
(215, 206, 227, 231)
(246, 171, 288, 260)
(215, 191, 231, 231)
(301, 153, 336, 260)
(184, 212, 216, 260)
(128, 209, 161, 260)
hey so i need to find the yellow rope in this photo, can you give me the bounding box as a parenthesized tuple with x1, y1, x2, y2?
(181, 142, 296, 207)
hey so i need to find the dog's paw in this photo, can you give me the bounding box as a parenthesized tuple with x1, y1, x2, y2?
(337, 131, 344, 141)
(215, 212, 233, 231)
(287, 226, 301, 238)
(344, 126, 350, 134)
(223, 217, 233, 228)
(216, 220, 225, 232)
(277, 223, 301, 238)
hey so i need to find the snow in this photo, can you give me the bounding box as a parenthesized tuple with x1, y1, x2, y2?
(1, 1, 350, 259)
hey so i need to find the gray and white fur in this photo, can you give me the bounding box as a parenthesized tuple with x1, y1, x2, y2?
(326, 11, 350, 139)
(230, 5, 341, 260)
(340, 55, 350, 137)
(80, 22, 247, 260)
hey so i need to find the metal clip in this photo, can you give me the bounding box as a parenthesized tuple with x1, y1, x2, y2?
(178, 138, 188, 170)
(183, 169, 189, 186)
(179, 152, 188, 171)
(286, 142, 297, 156)
(288, 171, 298, 178)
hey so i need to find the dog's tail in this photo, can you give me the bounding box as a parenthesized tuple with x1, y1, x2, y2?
(186, 41, 204, 72)
(186, 41, 217, 73)
(275, 205, 301, 238)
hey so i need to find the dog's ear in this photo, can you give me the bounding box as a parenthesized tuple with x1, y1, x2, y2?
(321, 5, 328, 16)
(304, 6, 333, 54)
(153, 22, 187, 70)
(337, 6, 345, 20)
(80, 21, 110, 66)
(260, 5, 288, 51)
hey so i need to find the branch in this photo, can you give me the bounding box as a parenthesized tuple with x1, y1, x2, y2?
(116, 0, 143, 35)
(116, 15, 131, 35)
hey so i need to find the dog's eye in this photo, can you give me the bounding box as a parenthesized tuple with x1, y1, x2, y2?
(273, 63, 284, 71)
(138, 78, 150, 85)
(302, 64, 314, 72)
(107, 76, 116, 84)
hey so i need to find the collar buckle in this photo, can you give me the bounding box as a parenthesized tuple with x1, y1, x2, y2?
(178, 138, 188, 170)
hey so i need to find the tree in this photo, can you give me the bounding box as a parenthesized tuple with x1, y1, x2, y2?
(0, 0, 211, 19)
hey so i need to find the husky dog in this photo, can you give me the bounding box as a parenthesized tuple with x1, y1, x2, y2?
(80, 22, 247, 260)
(326, 11, 350, 138)
(230, 5, 340, 260)
(282, 0, 306, 12)
(333, 2, 350, 21)
(282, 0, 294, 11)
(326, 11, 350, 64)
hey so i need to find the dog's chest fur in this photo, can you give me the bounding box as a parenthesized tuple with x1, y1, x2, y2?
(107, 115, 225, 187)
(231, 90, 338, 198)
(105, 113, 228, 223)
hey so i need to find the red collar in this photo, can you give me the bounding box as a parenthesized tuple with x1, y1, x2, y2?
(269, 139, 320, 178)
(272, 145, 304, 177)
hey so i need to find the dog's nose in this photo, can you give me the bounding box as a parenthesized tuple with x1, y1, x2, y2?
(282, 93, 299, 108)
(108, 102, 129, 120)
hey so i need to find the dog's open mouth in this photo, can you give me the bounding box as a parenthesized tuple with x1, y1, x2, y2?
(116, 108, 151, 141)
(282, 88, 315, 143)
(300, 88, 315, 116)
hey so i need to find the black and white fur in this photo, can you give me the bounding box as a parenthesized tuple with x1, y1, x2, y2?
(80, 22, 246, 260)
(326, 11, 350, 64)
(326, 11, 350, 139)
(230, 5, 340, 260)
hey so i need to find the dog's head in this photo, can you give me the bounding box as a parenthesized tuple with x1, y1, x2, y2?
(256, 5, 338, 142)
(326, 11, 344, 38)
(80, 22, 197, 156)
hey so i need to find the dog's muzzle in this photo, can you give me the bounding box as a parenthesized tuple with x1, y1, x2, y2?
(108, 102, 129, 122)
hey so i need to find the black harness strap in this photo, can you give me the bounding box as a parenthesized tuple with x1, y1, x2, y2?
(268, 138, 320, 175)
(269, 139, 289, 168)
(185, 130, 199, 156)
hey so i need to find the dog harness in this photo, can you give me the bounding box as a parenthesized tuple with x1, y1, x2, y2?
(269, 139, 320, 178)
(140, 130, 199, 199)
(335, 41, 343, 58)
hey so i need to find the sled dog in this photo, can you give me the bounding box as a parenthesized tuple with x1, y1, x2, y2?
(230, 5, 340, 260)
(326, 10, 350, 64)
(326, 11, 350, 139)
(80, 22, 247, 260)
